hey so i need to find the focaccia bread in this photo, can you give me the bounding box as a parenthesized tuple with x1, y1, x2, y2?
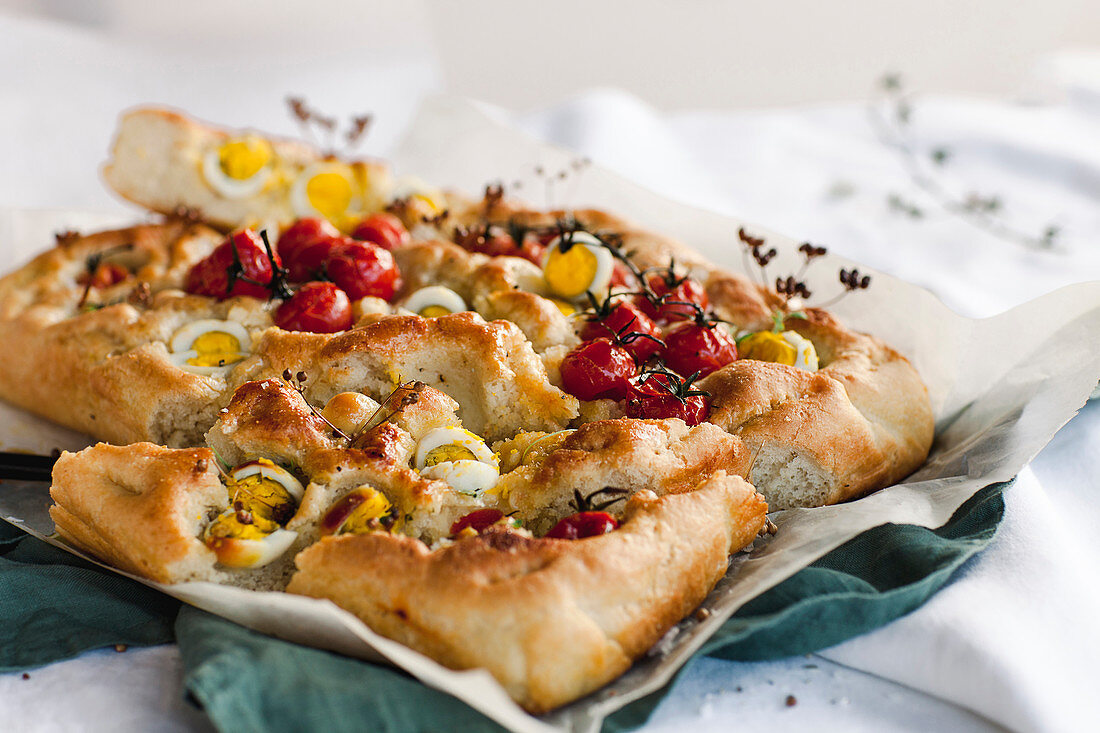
(50, 377, 767, 711)
(6, 106, 937, 713)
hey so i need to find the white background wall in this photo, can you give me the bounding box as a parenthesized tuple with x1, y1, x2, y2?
(4, 0, 1099, 111)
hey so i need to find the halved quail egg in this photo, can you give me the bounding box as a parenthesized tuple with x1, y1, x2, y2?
(291, 162, 358, 222)
(542, 231, 614, 301)
(169, 320, 252, 376)
(414, 427, 499, 496)
(319, 486, 397, 536)
(201, 136, 274, 199)
(391, 176, 445, 215)
(202, 459, 305, 569)
(402, 286, 468, 318)
(738, 330, 819, 372)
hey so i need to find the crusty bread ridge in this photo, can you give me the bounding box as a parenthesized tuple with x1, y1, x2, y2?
(287, 471, 765, 713)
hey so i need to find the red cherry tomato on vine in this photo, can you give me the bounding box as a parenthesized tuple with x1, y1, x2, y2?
(278, 218, 342, 282)
(559, 338, 637, 401)
(638, 274, 710, 322)
(325, 239, 401, 301)
(450, 509, 505, 537)
(662, 322, 738, 378)
(78, 262, 129, 289)
(546, 511, 619, 540)
(579, 299, 663, 362)
(185, 229, 279, 300)
(274, 282, 353, 333)
(352, 213, 410, 251)
(623, 373, 710, 425)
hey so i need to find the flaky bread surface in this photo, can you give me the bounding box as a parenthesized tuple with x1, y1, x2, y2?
(286, 471, 766, 713)
(103, 107, 393, 230)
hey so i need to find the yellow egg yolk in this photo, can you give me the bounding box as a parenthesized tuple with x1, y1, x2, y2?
(186, 331, 246, 368)
(217, 138, 272, 181)
(205, 511, 271, 542)
(306, 172, 354, 219)
(739, 331, 798, 366)
(551, 298, 577, 316)
(424, 444, 478, 467)
(228, 474, 296, 529)
(410, 193, 442, 214)
(544, 244, 599, 299)
(336, 489, 393, 535)
(418, 305, 452, 318)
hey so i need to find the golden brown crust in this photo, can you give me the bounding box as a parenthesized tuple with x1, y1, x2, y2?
(286, 471, 766, 713)
(49, 442, 224, 583)
(307, 312, 578, 441)
(495, 418, 751, 533)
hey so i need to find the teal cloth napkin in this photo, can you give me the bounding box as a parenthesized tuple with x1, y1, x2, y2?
(1, 480, 1005, 731)
(0, 521, 178, 672)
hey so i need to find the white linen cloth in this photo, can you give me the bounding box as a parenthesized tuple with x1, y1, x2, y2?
(1, 10, 1098, 732)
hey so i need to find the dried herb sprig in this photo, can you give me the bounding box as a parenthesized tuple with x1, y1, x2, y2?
(282, 370, 351, 442)
(736, 230, 872, 324)
(569, 487, 630, 513)
(77, 243, 134, 308)
(636, 362, 710, 404)
(287, 96, 374, 155)
(869, 73, 1061, 250)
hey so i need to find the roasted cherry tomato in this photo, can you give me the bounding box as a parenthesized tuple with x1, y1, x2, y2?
(609, 262, 637, 290)
(352, 213, 410, 251)
(278, 218, 342, 282)
(662, 322, 738, 378)
(624, 373, 710, 425)
(450, 508, 505, 537)
(638, 273, 710, 323)
(546, 511, 619, 540)
(455, 227, 546, 265)
(325, 239, 401, 301)
(579, 299, 663, 362)
(77, 262, 129, 289)
(559, 338, 637, 401)
(274, 281, 353, 333)
(185, 229, 279, 300)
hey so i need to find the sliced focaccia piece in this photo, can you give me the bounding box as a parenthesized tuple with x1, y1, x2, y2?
(103, 107, 398, 231)
(286, 471, 767, 713)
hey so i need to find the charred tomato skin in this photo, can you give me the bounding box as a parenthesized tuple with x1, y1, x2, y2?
(623, 374, 710, 425)
(351, 213, 410, 251)
(185, 229, 280, 300)
(662, 322, 738, 378)
(278, 218, 342, 282)
(579, 299, 663, 362)
(546, 511, 619, 540)
(449, 509, 506, 537)
(638, 274, 710, 323)
(325, 239, 401, 301)
(274, 281, 353, 333)
(559, 338, 637, 401)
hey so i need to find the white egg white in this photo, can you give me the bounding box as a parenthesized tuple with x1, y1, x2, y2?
(402, 286, 468, 317)
(542, 231, 615, 301)
(782, 331, 820, 372)
(207, 520, 298, 569)
(414, 426, 499, 496)
(168, 320, 252, 376)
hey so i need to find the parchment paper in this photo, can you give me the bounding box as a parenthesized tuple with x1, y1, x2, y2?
(1, 97, 1099, 733)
